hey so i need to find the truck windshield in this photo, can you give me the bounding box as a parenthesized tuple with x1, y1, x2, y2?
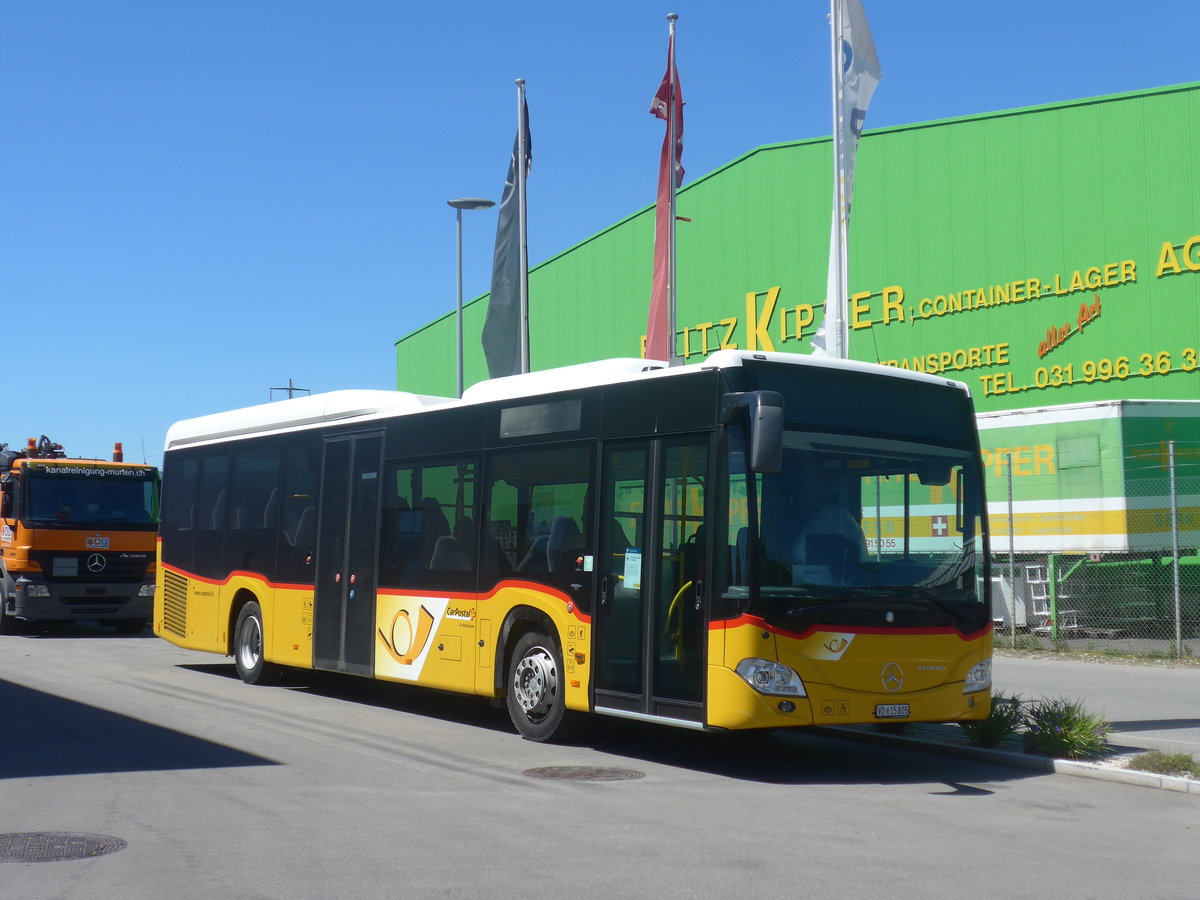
(22, 467, 159, 529)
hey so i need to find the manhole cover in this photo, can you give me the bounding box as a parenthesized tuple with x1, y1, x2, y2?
(0, 833, 127, 863)
(523, 766, 645, 782)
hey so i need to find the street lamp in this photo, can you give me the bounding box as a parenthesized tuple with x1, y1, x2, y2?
(448, 197, 496, 397)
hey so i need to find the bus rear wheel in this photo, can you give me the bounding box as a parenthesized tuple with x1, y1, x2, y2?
(505, 629, 579, 742)
(234, 601, 279, 684)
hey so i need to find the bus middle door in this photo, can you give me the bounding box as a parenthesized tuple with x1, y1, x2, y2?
(313, 432, 383, 676)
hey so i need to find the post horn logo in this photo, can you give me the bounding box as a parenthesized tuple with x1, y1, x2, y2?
(378, 606, 435, 666)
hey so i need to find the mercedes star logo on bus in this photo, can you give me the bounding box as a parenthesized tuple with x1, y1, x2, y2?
(881, 663, 904, 693)
(87, 553, 107, 573)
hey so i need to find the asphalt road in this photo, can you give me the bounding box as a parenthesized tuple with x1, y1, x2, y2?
(994, 653, 1200, 757)
(1, 625, 1197, 899)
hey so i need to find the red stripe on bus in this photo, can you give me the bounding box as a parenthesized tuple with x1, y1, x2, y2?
(710, 613, 991, 642)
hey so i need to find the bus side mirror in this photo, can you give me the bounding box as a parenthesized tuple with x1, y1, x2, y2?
(721, 390, 784, 474)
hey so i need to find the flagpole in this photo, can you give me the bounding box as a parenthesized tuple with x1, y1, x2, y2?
(829, 0, 849, 360)
(666, 13, 680, 366)
(516, 78, 530, 374)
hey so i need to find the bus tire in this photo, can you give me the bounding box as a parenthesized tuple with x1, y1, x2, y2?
(505, 629, 579, 742)
(233, 601, 279, 685)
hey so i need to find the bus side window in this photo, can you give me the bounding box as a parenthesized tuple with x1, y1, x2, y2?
(276, 432, 320, 583)
(482, 444, 592, 589)
(379, 459, 477, 590)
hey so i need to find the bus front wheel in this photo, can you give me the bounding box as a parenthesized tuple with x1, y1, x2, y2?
(234, 601, 279, 684)
(505, 630, 578, 743)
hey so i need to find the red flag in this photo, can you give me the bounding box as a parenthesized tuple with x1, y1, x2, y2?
(646, 28, 683, 361)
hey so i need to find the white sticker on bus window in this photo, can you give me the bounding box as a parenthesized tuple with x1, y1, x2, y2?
(582, 555, 594, 573)
(623, 549, 642, 590)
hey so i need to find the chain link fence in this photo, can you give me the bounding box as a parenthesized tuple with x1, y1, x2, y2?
(988, 441, 1200, 659)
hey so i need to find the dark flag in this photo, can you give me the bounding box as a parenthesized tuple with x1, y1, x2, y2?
(482, 95, 532, 379)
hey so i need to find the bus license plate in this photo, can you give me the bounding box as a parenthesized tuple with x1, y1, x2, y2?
(875, 704, 910, 719)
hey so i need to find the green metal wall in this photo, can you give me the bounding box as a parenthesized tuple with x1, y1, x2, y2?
(396, 82, 1200, 408)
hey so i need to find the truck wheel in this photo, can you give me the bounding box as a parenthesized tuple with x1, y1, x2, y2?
(0, 596, 19, 635)
(505, 629, 580, 742)
(233, 601, 279, 684)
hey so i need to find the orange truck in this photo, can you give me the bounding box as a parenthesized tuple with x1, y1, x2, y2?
(0, 436, 159, 633)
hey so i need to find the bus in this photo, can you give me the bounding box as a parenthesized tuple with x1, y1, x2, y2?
(154, 350, 992, 741)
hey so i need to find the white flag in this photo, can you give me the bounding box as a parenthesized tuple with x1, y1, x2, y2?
(813, 0, 881, 358)
(837, 0, 880, 218)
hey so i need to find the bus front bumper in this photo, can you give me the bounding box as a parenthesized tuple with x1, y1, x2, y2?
(706, 665, 990, 731)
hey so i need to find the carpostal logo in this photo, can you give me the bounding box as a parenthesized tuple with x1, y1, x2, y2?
(445, 606, 475, 622)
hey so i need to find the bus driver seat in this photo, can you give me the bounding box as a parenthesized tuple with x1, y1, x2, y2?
(791, 504, 868, 584)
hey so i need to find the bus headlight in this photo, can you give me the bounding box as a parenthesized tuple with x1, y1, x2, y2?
(964, 658, 992, 693)
(736, 659, 806, 696)
(138, 583, 156, 598)
(25, 584, 51, 598)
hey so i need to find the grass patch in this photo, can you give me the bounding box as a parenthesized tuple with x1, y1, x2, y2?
(1128, 750, 1200, 779)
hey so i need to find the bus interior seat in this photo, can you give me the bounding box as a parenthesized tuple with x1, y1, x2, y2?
(419, 498, 450, 566)
(211, 490, 226, 530)
(288, 505, 315, 548)
(733, 526, 749, 584)
(517, 535, 550, 572)
(263, 487, 279, 529)
(547, 516, 585, 572)
(429, 535, 471, 571)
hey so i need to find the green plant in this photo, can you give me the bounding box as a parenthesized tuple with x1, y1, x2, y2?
(1023, 697, 1111, 760)
(1128, 751, 1200, 779)
(1011, 634, 1043, 651)
(960, 693, 1025, 747)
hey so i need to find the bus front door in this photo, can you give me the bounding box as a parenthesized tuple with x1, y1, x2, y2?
(593, 436, 708, 725)
(313, 432, 383, 676)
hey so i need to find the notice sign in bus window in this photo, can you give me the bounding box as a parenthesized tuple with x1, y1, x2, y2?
(623, 548, 642, 590)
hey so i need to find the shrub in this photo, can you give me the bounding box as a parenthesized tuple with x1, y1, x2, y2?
(1023, 697, 1110, 760)
(960, 693, 1025, 748)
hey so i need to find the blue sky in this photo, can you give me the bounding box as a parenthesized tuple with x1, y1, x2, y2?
(2, 1, 1197, 467)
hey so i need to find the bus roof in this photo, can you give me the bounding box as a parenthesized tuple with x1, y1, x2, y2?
(164, 389, 453, 450)
(164, 351, 969, 450)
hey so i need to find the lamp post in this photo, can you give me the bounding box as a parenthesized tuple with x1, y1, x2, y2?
(447, 197, 496, 397)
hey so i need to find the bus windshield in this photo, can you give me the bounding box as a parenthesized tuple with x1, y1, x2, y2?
(720, 364, 988, 629)
(22, 467, 159, 529)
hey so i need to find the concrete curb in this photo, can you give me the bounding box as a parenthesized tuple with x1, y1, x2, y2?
(816, 726, 1200, 795)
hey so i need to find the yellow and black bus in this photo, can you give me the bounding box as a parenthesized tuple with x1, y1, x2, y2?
(155, 350, 992, 741)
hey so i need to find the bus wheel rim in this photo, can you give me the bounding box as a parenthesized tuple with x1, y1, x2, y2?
(238, 615, 262, 670)
(513, 646, 556, 719)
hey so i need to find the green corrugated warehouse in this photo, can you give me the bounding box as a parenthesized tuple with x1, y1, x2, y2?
(396, 81, 1200, 542)
(396, 81, 1200, 408)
